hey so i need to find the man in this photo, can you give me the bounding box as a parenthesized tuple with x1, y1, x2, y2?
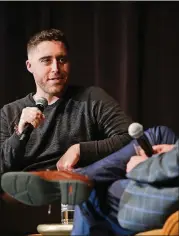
(0, 28, 132, 175)
(71, 126, 179, 235)
(0, 28, 132, 222)
(2, 126, 179, 235)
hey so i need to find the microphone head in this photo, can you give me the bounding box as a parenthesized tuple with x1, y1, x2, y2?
(35, 97, 48, 109)
(128, 122, 144, 139)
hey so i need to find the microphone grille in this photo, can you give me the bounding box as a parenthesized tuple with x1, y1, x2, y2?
(128, 122, 144, 139)
(35, 97, 48, 109)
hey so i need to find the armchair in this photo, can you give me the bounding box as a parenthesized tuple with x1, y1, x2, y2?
(136, 210, 179, 236)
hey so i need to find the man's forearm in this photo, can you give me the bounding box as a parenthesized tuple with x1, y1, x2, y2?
(80, 133, 132, 164)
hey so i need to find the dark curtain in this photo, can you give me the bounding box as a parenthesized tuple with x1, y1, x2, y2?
(1, 1, 179, 134)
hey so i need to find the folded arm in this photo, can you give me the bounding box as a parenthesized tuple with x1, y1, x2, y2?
(127, 140, 179, 184)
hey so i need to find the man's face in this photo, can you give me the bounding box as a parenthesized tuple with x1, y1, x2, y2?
(26, 40, 70, 96)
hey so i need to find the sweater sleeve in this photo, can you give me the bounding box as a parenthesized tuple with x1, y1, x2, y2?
(0, 108, 26, 174)
(80, 87, 132, 164)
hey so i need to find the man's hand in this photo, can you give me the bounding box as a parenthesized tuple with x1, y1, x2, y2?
(126, 148, 148, 173)
(56, 144, 80, 170)
(18, 107, 45, 134)
(126, 155, 148, 173)
(152, 144, 175, 154)
(126, 144, 175, 173)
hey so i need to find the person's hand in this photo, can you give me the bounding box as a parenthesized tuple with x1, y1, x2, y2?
(152, 144, 175, 154)
(18, 107, 45, 134)
(126, 155, 148, 173)
(126, 151, 148, 173)
(56, 144, 80, 170)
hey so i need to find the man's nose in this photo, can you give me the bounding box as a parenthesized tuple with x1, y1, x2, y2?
(51, 60, 59, 72)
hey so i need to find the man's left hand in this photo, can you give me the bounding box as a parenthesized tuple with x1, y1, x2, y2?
(56, 144, 80, 170)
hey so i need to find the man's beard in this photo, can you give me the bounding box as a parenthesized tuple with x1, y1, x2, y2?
(37, 79, 67, 96)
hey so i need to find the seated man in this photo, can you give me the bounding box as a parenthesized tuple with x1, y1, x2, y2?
(1, 125, 178, 235)
(0, 28, 132, 176)
(0, 27, 132, 233)
(71, 126, 178, 236)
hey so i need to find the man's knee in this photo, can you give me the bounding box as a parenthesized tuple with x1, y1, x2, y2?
(145, 125, 178, 145)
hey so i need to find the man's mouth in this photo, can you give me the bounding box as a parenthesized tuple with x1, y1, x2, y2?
(47, 77, 66, 85)
(48, 77, 62, 80)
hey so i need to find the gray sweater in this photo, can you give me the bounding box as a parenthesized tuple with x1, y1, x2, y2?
(0, 86, 132, 173)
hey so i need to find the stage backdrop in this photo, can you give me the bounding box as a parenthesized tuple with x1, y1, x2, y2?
(0, 2, 179, 134)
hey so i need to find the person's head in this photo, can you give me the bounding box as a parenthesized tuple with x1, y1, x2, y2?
(26, 29, 70, 98)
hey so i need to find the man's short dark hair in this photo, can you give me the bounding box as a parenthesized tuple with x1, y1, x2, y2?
(27, 28, 69, 54)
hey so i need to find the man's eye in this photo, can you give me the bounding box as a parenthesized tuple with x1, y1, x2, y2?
(58, 56, 68, 64)
(41, 58, 51, 63)
(42, 58, 50, 62)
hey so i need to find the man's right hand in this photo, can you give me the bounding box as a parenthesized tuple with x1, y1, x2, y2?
(18, 107, 45, 134)
(152, 144, 175, 154)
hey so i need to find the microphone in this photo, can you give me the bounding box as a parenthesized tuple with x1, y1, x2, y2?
(19, 97, 48, 141)
(128, 122, 154, 157)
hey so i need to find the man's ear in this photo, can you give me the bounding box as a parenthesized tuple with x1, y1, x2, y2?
(26, 60, 33, 74)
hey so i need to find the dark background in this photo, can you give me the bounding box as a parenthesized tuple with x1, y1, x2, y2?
(1, 1, 179, 135)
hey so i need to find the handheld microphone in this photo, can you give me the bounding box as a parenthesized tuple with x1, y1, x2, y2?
(128, 122, 154, 157)
(19, 97, 48, 141)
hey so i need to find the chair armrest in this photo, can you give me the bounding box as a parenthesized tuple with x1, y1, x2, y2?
(163, 210, 179, 235)
(135, 211, 179, 236)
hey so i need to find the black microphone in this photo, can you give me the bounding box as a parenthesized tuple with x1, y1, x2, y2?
(128, 122, 154, 157)
(19, 97, 48, 141)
